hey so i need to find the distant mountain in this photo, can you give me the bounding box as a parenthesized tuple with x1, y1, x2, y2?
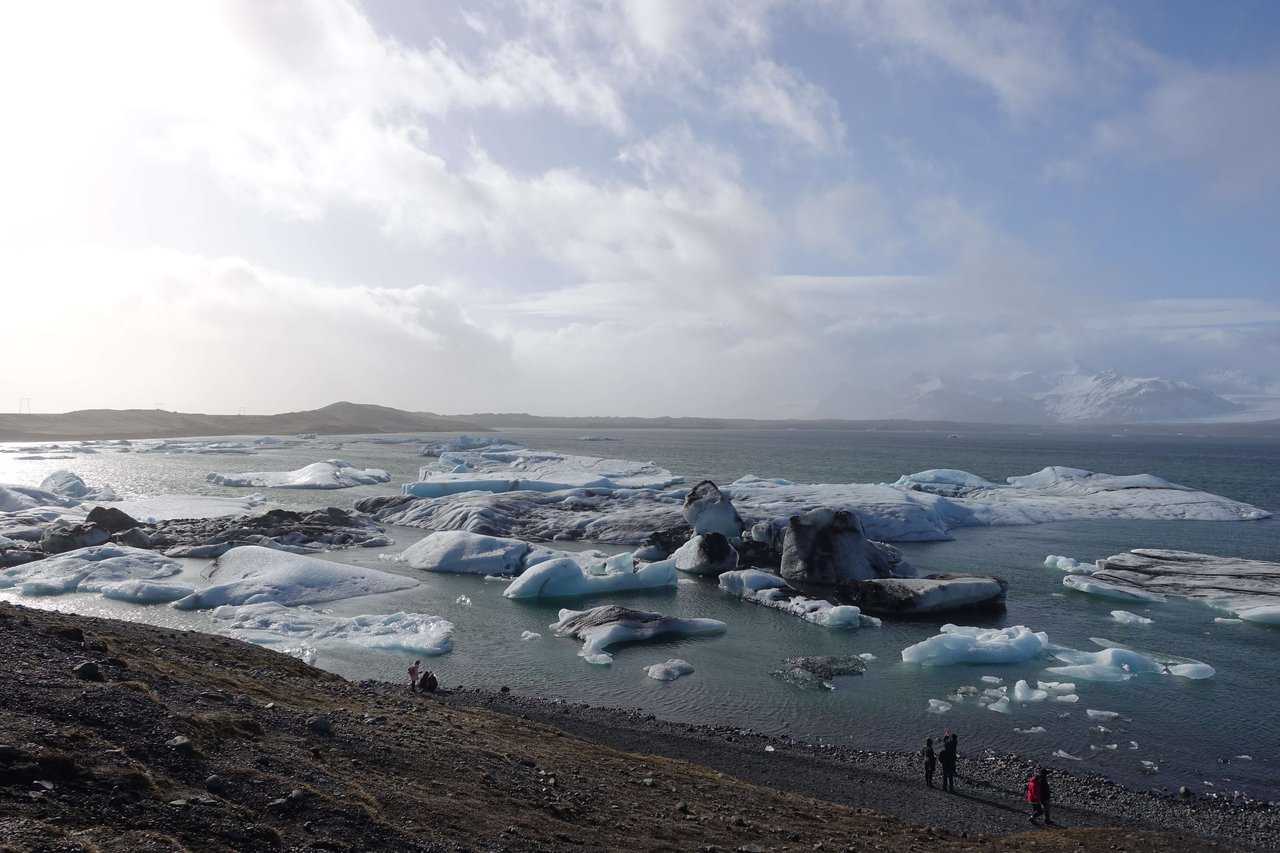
(884, 370, 1245, 424)
(0, 402, 483, 441)
(1038, 371, 1243, 423)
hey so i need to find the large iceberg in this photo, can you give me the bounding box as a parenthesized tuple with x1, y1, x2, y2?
(404, 444, 681, 498)
(504, 554, 677, 600)
(1046, 638, 1215, 682)
(836, 575, 1007, 616)
(364, 457, 1267, 547)
(396, 530, 533, 575)
(0, 544, 182, 597)
(172, 546, 418, 610)
(207, 460, 391, 489)
(718, 569, 881, 629)
(0, 484, 79, 513)
(900, 624, 1049, 667)
(211, 601, 453, 657)
(1055, 549, 1280, 623)
(550, 605, 726, 665)
(39, 470, 118, 502)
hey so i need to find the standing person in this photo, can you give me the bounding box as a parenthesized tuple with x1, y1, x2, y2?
(1037, 767, 1054, 825)
(922, 737, 937, 788)
(408, 659, 421, 692)
(939, 735, 958, 793)
(1026, 767, 1043, 823)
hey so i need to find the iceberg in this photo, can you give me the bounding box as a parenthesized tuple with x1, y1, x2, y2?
(927, 699, 952, 714)
(671, 533, 738, 576)
(1046, 639, 1215, 682)
(0, 484, 79, 513)
(550, 605, 726, 665)
(207, 460, 391, 490)
(212, 601, 452, 656)
(900, 624, 1049, 667)
(504, 555, 677, 600)
(718, 570, 881, 629)
(772, 655, 865, 689)
(404, 445, 681, 498)
(836, 575, 1006, 616)
(172, 546, 417, 609)
(39, 470, 117, 502)
(644, 659, 695, 681)
(1044, 555, 1096, 574)
(0, 545, 181, 597)
(1063, 574, 1167, 603)
(1110, 610, 1154, 626)
(397, 530, 532, 575)
(100, 579, 196, 604)
(1012, 679, 1049, 702)
(682, 481, 744, 540)
(111, 494, 267, 521)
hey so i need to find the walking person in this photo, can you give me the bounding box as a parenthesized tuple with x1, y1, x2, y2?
(922, 737, 937, 788)
(408, 659, 421, 692)
(1027, 766, 1054, 825)
(939, 734, 958, 793)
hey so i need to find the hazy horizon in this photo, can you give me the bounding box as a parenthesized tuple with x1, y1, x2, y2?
(3, 2, 1279, 419)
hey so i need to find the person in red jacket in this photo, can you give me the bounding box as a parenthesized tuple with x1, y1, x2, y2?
(1026, 766, 1054, 824)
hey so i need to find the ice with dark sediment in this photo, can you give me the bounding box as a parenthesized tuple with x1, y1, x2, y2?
(1053, 549, 1280, 624)
(550, 604, 726, 665)
(718, 569, 881, 629)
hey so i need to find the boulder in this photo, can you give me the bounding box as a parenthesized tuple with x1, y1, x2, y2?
(671, 533, 738, 576)
(41, 522, 109, 555)
(87, 505, 140, 534)
(835, 574, 1007, 616)
(681, 481, 744, 540)
(780, 508, 904, 585)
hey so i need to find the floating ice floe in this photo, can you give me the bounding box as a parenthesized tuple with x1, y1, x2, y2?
(132, 438, 264, 454)
(1063, 549, 1280, 624)
(455, 595, 471, 606)
(404, 443, 681, 498)
(112, 493, 267, 521)
(927, 699, 952, 714)
(987, 697, 1012, 713)
(0, 545, 181, 598)
(172, 546, 417, 610)
(1086, 709, 1120, 721)
(718, 569, 881, 629)
(900, 624, 1049, 667)
(837, 575, 1007, 616)
(1044, 555, 1096, 574)
(419, 435, 523, 456)
(1015, 726, 1047, 734)
(1053, 749, 1083, 761)
(1045, 637, 1215, 682)
(101, 579, 196, 604)
(504, 554, 676, 600)
(550, 605, 726, 665)
(520, 630, 542, 641)
(1111, 610, 1154, 625)
(207, 460, 391, 490)
(212, 601, 452, 656)
(39, 470, 117, 502)
(772, 655, 865, 689)
(644, 659, 695, 681)
(0, 484, 79, 513)
(1012, 679, 1049, 702)
(980, 675, 1004, 684)
(398, 530, 534, 575)
(858, 652, 877, 661)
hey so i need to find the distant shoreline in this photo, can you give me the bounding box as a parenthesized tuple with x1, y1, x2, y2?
(4, 401, 1279, 443)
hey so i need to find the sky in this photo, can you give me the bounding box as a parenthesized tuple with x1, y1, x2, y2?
(1, 0, 1279, 418)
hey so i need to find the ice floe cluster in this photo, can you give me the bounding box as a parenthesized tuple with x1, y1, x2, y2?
(212, 601, 453, 657)
(207, 460, 391, 490)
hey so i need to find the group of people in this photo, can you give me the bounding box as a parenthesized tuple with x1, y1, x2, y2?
(922, 730, 1055, 825)
(921, 729, 959, 792)
(407, 660, 438, 694)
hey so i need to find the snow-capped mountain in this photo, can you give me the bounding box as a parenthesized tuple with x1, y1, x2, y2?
(884, 370, 1244, 424)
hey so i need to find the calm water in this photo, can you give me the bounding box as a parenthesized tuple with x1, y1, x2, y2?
(3, 428, 1279, 798)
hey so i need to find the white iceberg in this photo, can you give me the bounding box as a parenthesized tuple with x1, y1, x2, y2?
(212, 601, 452, 656)
(1044, 554, 1096, 574)
(1111, 610, 1154, 625)
(0, 484, 79, 513)
(397, 530, 533, 575)
(987, 696, 1012, 713)
(39, 470, 117, 502)
(404, 446, 681, 498)
(112, 493, 267, 521)
(1046, 639, 1215, 682)
(1012, 679, 1049, 702)
(1063, 574, 1167, 602)
(550, 605, 726, 665)
(207, 460, 391, 490)
(100, 579, 196, 604)
(927, 699, 952, 714)
(172, 546, 418, 610)
(644, 659, 695, 681)
(0, 545, 181, 597)
(520, 630, 542, 641)
(717, 570, 880, 629)
(900, 624, 1049, 667)
(504, 554, 677, 599)
(1086, 709, 1120, 721)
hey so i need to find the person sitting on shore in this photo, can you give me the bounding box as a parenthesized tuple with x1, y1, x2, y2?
(922, 737, 937, 789)
(939, 733, 958, 793)
(1027, 766, 1054, 825)
(419, 669, 439, 693)
(408, 660, 421, 692)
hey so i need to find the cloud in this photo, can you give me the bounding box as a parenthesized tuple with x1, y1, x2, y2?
(723, 60, 847, 151)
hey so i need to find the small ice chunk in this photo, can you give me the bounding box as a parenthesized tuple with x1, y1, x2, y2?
(207, 460, 391, 489)
(1012, 679, 1049, 703)
(1214, 617, 1243, 624)
(1044, 555, 1096, 574)
(1053, 749, 1083, 761)
(1014, 726, 1047, 734)
(1140, 760, 1159, 773)
(1053, 694, 1079, 703)
(1129, 741, 1140, 750)
(987, 697, 1012, 714)
(1111, 610, 1154, 626)
(1090, 743, 1119, 751)
(981, 675, 1003, 684)
(520, 630, 542, 641)
(1086, 709, 1120, 721)
(551, 605, 726, 665)
(644, 659, 695, 681)
(858, 653, 877, 661)
(1168, 662, 1216, 679)
(927, 699, 952, 714)
(1037, 680, 1076, 694)
(764, 744, 775, 752)
(455, 595, 472, 606)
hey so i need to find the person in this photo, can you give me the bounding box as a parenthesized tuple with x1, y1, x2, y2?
(407, 659, 421, 692)
(419, 669, 439, 693)
(922, 737, 937, 788)
(939, 733, 958, 793)
(1026, 766, 1054, 825)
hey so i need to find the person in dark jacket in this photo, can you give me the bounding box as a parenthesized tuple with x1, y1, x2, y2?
(922, 737, 937, 788)
(939, 735, 958, 792)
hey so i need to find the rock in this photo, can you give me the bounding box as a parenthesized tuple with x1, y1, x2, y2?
(205, 774, 226, 794)
(50, 626, 85, 644)
(672, 533, 739, 576)
(1180, 786, 1194, 799)
(87, 505, 141, 534)
(779, 508, 910, 586)
(165, 735, 196, 757)
(111, 526, 153, 548)
(835, 574, 1008, 616)
(682, 481, 744, 540)
(306, 715, 332, 736)
(72, 660, 103, 681)
(41, 522, 109, 555)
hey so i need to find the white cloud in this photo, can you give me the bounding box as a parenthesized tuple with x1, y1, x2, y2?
(724, 60, 847, 151)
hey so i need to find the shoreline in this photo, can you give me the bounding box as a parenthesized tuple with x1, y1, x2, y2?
(1, 601, 1271, 851)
